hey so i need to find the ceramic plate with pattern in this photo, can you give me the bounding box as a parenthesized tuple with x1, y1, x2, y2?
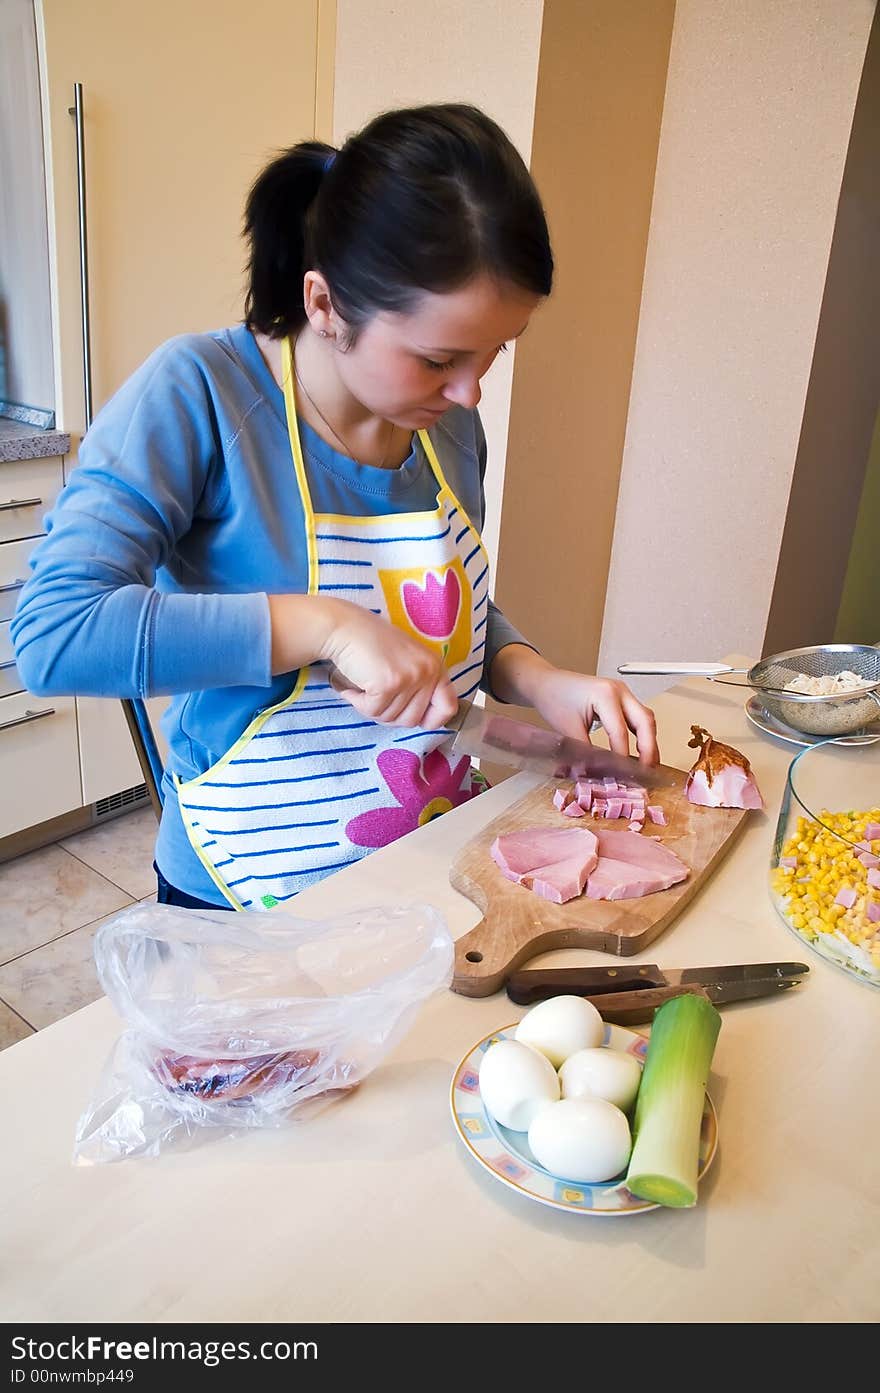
(450, 1021, 718, 1216)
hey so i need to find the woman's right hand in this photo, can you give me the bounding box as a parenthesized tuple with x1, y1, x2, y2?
(267, 593, 458, 730)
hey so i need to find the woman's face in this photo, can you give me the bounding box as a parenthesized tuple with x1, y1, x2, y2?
(330, 274, 541, 429)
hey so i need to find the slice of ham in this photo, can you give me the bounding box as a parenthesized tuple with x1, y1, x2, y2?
(490, 827, 599, 904)
(685, 726, 763, 809)
(584, 829, 689, 900)
(525, 855, 596, 903)
(490, 825, 687, 904)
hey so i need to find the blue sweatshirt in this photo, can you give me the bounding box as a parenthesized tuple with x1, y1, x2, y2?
(12, 324, 532, 904)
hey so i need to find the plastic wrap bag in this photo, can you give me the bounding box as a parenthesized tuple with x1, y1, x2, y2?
(74, 900, 453, 1164)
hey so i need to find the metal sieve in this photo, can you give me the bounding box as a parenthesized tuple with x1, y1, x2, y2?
(619, 644, 880, 737)
(744, 644, 880, 736)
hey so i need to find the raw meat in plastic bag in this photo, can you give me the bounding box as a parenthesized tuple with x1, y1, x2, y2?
(73, 900, 453, 1163)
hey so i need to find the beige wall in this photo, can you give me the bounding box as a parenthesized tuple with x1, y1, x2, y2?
(765, 4, 880, 654)
(495, 0, 675, 673)
(332, 0, 545, 578)
(597, 0, 876, 699)
(835, 402, 880, 643)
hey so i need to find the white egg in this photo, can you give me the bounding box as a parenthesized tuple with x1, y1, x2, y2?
(528, 1097, 632, 1183)
(478, 1039, 560, 1131)
(514, 995, 604, 1068)
(559, 1047, 643, 1112)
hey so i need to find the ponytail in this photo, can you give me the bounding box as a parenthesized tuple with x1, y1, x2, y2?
(243, 142, 335, 337)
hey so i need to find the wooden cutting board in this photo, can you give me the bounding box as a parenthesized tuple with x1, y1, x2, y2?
(449, 766, 749, 996)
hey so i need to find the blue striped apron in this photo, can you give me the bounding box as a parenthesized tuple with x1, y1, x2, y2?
(175, 338, 490, 909)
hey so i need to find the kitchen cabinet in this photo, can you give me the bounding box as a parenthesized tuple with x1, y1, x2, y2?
(0, 437, 169, 833)
(0, 439, 81, 839)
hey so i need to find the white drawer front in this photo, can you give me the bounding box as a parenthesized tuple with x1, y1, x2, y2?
(0, 456, 64, 544)
(78, 695, 170, 805)
(0, 537, 39, 620)
(0, 690, 82, 839)
(0, 622, 13, 665)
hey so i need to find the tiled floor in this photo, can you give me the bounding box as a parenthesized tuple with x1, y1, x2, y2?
(0, 806, 159, 1050)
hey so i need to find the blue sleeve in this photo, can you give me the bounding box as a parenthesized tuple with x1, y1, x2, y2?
(472, 411, 539, 700)
(11, 341, 272, 699)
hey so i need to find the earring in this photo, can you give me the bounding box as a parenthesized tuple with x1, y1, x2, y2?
(319, 330, 329, 338)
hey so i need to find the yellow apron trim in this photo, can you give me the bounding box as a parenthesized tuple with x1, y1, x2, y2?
(311, 434, 485, 563)
(281, 337, 318, 596)
(419, 433, 486, 561)
(176, 665, 312, 793)
(173, 777, 246, 910)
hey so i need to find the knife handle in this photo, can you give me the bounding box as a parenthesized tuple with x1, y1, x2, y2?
(580, 984, 710, 1026)
(506, 965, 668, 1005)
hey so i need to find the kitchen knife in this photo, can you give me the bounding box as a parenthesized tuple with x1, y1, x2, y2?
(506, 960, 809, 1024)
(326, 667, 674, 787)
(447, 701, 675, 787)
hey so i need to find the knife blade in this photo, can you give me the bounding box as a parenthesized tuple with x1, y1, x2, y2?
(506, 960, 809, 1009)
(447, 701, 675, 787)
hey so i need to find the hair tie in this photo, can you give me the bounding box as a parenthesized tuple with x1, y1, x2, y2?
(323, 152, 336, 173)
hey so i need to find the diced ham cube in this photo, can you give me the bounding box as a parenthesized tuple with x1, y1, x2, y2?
(867, 868, 880, 889)
(863, 822, 880, 841)
(563, 800, 586, 817)
(867, 901, 880, 923)
(647, 805, 667, 826)
(574, 781, 591, 807)
(605, 798, 624, 820)
(834, 887, 858, 910)
(553, 787, 573, 812)
(628, 821, 643, 833)
(859, 852, 880, 870)
(779, 856, 798, 870)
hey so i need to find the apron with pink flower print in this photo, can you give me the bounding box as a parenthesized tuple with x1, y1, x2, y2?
(175, 339, 490, 909)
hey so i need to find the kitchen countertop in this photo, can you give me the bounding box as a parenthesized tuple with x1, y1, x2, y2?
(1, 661, 878, 1323)
(0, 416, 70, 463)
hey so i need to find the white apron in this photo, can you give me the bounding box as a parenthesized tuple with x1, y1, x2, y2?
(176, 338, 490, 909)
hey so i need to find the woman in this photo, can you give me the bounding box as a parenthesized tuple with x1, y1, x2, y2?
(13, 103, 657, 911)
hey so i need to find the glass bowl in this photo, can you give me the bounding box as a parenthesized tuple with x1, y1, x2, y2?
(771, 739, 880, 986)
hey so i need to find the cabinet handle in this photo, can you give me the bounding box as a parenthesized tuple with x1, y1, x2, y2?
(0, 707, 56, 733)
(0, 660, 16, 671)
(0, 581, 26, 595)
(0, 497, 43, 512)
(69, 82, 93, 429)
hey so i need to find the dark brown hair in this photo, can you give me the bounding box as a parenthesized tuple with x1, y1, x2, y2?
(244, 103, 553, 338)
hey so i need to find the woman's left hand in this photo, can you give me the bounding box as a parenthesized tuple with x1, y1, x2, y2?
(489, 647, 660, 765)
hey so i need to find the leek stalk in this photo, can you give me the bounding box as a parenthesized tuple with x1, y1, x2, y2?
(625, 992, 721, 1208)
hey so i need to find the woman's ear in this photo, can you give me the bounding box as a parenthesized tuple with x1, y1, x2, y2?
(303, 270, 348, 343)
